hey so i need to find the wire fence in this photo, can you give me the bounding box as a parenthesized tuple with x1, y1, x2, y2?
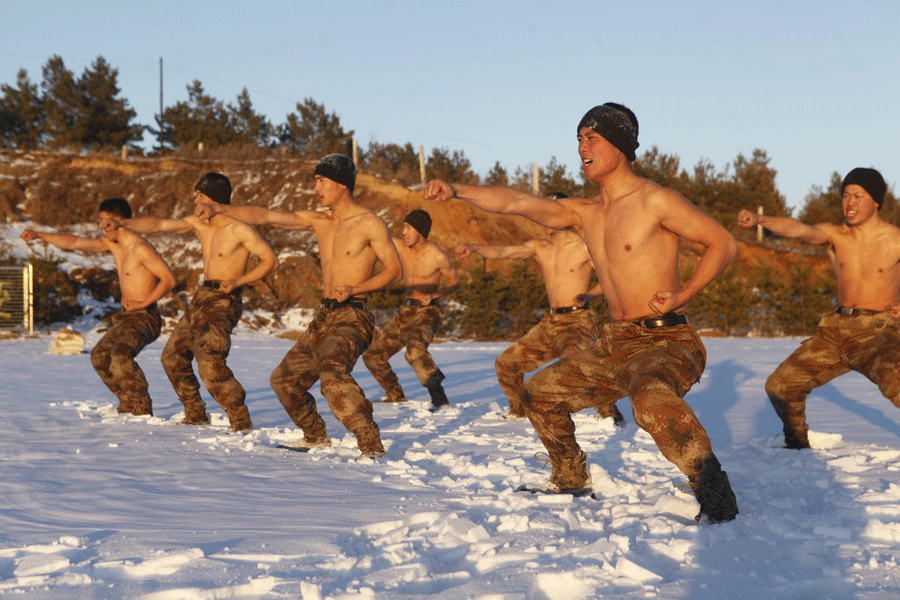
(0, 265, 34, 335)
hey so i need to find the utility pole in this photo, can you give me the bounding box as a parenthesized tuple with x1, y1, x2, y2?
(158, 57, 164, 155)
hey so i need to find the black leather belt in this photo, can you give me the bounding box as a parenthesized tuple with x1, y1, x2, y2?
(321, 298, 367, 309)
(202, 280, 242, 295)
(632, 313, 688, 328)
(835, 306, 881, 316)
(403, 298, 438, 307)
(549, 305, 587, 315)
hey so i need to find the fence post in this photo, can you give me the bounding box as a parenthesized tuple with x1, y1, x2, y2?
(531, 163, 540, 196)
(418, 144, 426, 186)
(757, 206, 764, 242)
(352, 138, 359, 168)
(25, 264, 33, 336)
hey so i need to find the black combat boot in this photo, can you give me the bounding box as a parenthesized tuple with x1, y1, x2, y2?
(690, 457, 739, 524)
(783, 424, 810, 449)
(425, 371, 449, 411)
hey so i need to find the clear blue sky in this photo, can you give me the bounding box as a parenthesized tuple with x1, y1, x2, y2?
(2, 0, 898, 211)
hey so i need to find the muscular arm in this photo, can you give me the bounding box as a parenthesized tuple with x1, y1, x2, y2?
(432, 250, 461, 297)
(21, 230, 106, 253)
(425, 180, 579, 230)
(202, 203, 321, 230)
(737, 209, 830, 245)
(456, 242, 536, 260)
(653, 190, 738, 313)
(125, 244, 177, 311)
(576, 280, 605, 305)
(124, 216, 193, 235)
(230, 223, 278, 289)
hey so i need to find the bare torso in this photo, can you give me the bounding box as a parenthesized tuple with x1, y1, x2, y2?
(395, 239, 450, 302)
(567, 181, 682, 320)
(825, 221, 900, 311)
(105, 229, 164, 306)
(188, 215, 252, 281)
(531, 232, 595, 307)
(312, 209, 386, 298)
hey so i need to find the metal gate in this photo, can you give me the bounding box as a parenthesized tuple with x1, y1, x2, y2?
(0, 265, 34, 335)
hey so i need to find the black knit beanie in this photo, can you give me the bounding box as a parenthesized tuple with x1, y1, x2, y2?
(842, 167, 886, 208)
(314, 154, 356, 193)
(404, 209, 432, 239)
(194, 172, 232, 205)
(577, 103, 640, 161)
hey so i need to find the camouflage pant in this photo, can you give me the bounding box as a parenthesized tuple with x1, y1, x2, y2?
(161, 286, 250, 430)
(362, 303, 442, 401)
(766, 311, 900, 446)
(90, 305, 162, 416)
(270, 304, 383, 453)
(521, 319, 716, 479)
(496, 309, 600, 416)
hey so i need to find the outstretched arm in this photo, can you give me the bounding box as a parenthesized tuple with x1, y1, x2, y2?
(20, 229, 106, 253)
(125, 216, 193, 235)
(196, 202, 320, 230)
(424, 180, 579, 230)
(737, 209, 830, 245)
(455, 242, 536, 261)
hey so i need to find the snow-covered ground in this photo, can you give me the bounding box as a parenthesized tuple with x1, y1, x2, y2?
(2, 326, 900, 599)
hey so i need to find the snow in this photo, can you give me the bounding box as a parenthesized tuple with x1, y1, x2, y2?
(2, 327, 900, 600)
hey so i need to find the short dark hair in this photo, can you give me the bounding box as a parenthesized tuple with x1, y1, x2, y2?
(195, 172, 233, 204)
(98, 198, 132, 219)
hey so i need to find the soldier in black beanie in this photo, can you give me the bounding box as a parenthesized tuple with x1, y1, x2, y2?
(363, 209, 460, 411)
(186, 153, 403, 458)
(424, 101, 740, 522)
(738, 166, 900, 453)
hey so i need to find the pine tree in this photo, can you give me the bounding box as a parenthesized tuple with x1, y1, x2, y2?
(0, 69, 43, 148)
(39, 55, 80, 149)
(75, 56, 143, 150)
(277, 98, 353, 158)
(227, 88, 272, 147)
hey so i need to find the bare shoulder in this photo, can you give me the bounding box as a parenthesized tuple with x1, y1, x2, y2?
(877, 220, 900, 253)
(642, 179, 687, 211)
(359, 209, 391, 235)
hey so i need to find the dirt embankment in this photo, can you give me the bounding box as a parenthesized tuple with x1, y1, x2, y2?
(0, 149, 829, 318)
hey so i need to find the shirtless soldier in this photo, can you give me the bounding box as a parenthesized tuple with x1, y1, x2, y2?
(456, 196, 623, 425)
(362, 209, 460, 410)
(126, 173, 277, 432)
(198, 155, 402, 457)
(22, 198, 175, 416)
(738, 167, 900, 449)
(425, 102, 739, 523)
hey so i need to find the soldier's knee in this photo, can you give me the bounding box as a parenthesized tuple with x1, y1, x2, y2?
(765, 372, 786, 400)
(404, 345, 424, 364)
(495, 351, 515, 374)
(269, 364, 287, 392)
(319, 372, 344, 398)
(195, 352, 225, 381)
(630, 374, 673, 400)
(90, 345, 107, 369)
